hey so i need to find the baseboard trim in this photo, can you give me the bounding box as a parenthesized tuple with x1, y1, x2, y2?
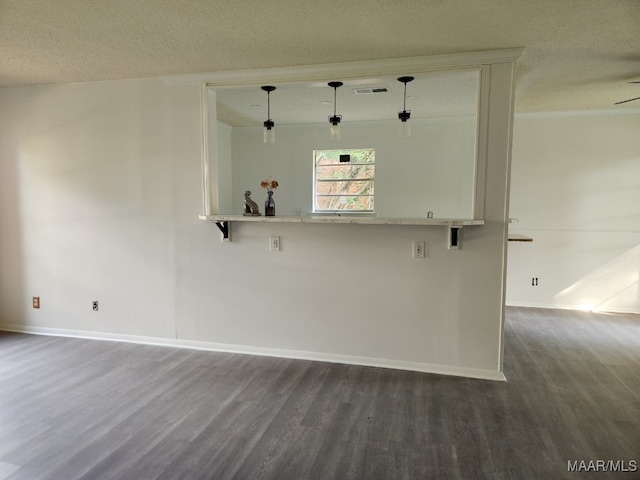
(506, 302, 640, 315)
(0, 324, 506, 382)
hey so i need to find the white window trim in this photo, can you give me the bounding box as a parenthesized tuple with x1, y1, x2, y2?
(313, 149, 375, 214)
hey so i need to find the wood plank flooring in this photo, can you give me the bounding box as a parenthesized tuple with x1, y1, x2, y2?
(1, 307, 639, 479)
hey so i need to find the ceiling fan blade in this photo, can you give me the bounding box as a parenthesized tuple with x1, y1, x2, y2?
(629, 81, 640, 83)
(614, 96, 640, 105)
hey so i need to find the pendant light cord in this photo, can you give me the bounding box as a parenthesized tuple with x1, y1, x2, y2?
(403, 81, 407, 112)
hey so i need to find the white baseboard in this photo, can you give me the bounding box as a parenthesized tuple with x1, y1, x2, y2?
(0, 323, 506, 382)
(506, 301, 571, 309)
(506, 302, 640, 315)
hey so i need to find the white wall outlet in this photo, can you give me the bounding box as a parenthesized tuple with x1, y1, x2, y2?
(270, 236, 280, 252)
(413, 241, 425, 258)
(92, 301, 99, 311)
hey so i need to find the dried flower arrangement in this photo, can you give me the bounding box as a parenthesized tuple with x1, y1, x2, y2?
(260, 177, 279, 192)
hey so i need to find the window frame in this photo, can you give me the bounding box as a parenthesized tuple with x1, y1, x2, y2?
(312, 148, 376, 214)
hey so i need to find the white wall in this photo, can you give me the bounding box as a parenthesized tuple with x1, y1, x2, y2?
(0, 63, 515, 380)
(507, 111, 640, 313)
(224, 117, 476, 218)
(216, 121, 233, 214)
(0, 79, 201, 337)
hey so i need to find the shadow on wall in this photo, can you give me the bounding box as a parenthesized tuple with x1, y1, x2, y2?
(0, 89, 29, 326)
(556, 244, 640, 313)
(0, 143, 26, 326)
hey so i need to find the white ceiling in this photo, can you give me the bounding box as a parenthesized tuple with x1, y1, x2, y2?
(1, 0, 639, 113)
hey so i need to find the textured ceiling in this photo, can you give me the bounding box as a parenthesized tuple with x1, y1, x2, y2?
(1, 0, 639, 112)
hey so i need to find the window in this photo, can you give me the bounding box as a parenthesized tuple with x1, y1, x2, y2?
(313, 148, 375, 212)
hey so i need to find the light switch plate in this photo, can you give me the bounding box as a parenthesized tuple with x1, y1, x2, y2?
(270, 236, 280, 252)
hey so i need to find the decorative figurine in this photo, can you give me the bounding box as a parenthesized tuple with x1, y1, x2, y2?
(243, 190, 261, 216)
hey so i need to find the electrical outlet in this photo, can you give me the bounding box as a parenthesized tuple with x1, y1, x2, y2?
(531, 277, 539, 286)
(413, 241, 425, 258)
(32, 296, 40, 309)
(270, 236, 280, 252)
(92, 301, 99, 311)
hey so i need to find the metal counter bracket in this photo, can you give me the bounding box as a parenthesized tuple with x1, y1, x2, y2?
(215, 221, 230, 241)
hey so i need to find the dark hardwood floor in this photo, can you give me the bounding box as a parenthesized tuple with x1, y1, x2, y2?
(1, 307, 639, 479)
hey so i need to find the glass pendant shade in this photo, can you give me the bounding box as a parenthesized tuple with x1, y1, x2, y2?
(261, 86, 276, 144)
(263, 120, 275, 144)
(329, 118, 341, 141)
(398, 117, 411, 138)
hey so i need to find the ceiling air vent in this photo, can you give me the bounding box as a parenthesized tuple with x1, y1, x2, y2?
(353, 87, 390, 95)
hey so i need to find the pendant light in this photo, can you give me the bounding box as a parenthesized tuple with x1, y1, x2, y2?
(397, 76, 414, 138)
(328, 81, 343, 141)
(261, 86, 276, 144)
